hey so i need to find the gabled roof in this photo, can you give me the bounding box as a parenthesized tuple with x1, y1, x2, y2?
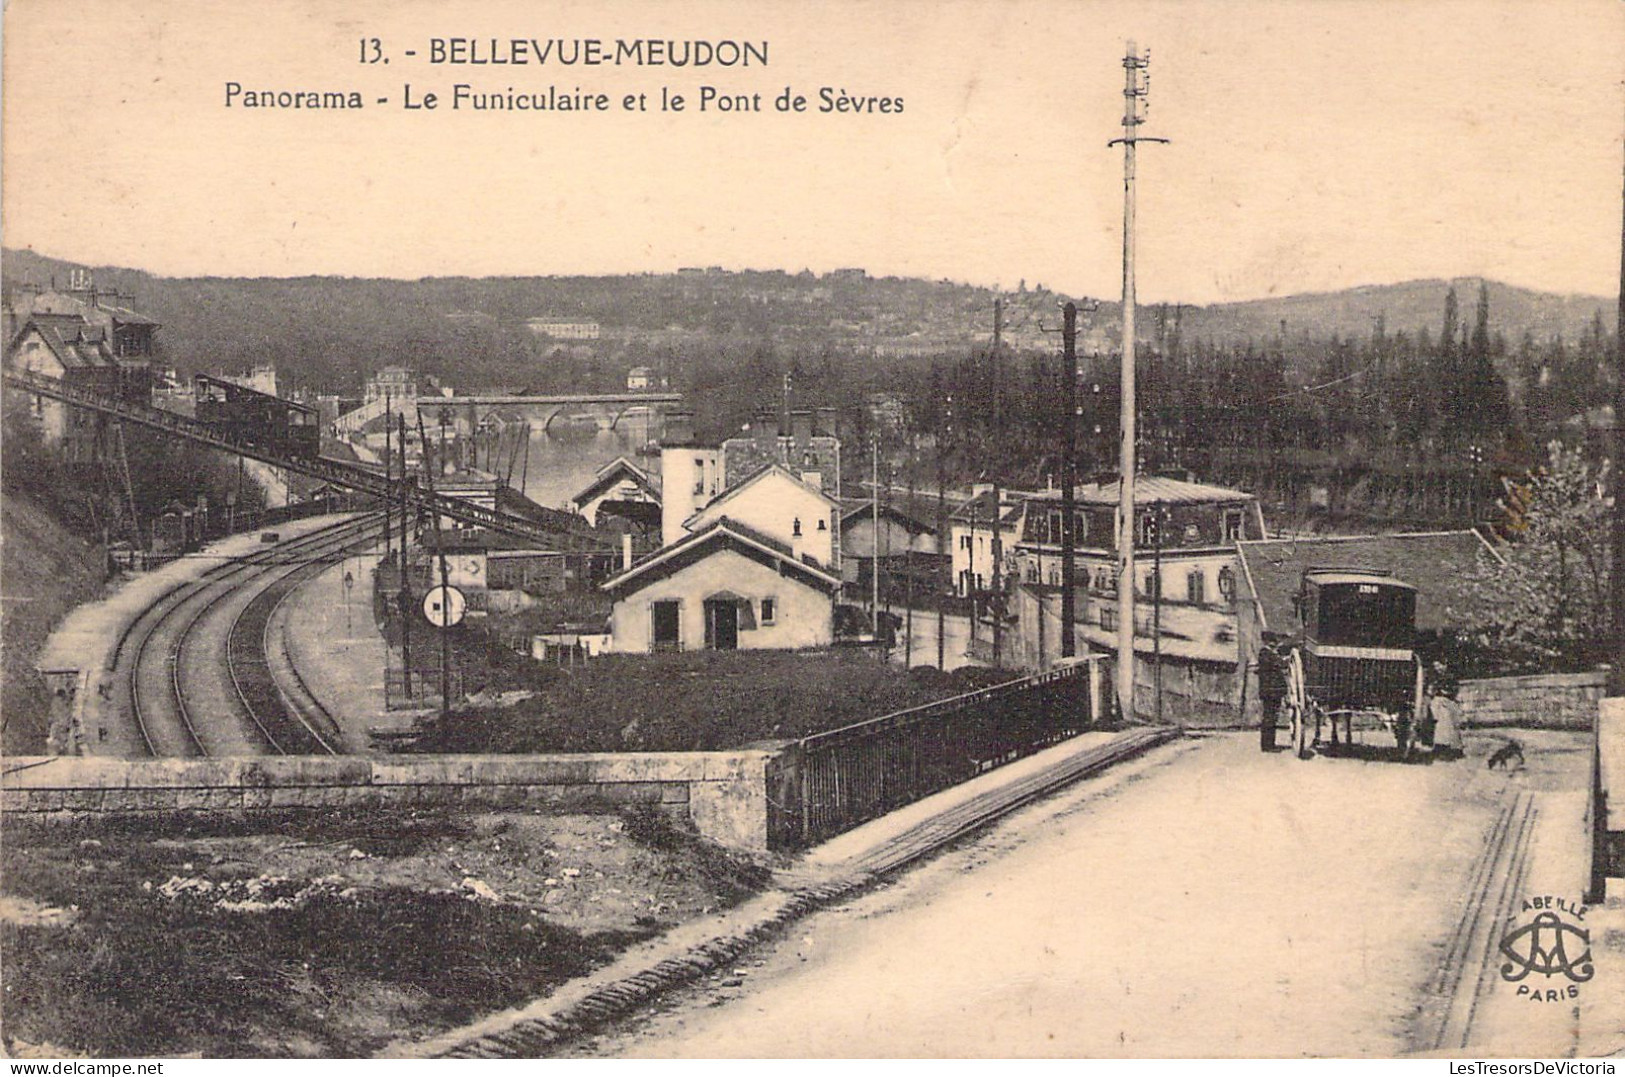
(682, 462, 837, 531)
(572, 456, 661, 506)
(7, 316, 117, 371)
(101, 305, 160, 328)
(1024, 475, 1256, 507)
(839, 500, 938, 535)
(947, 489, 1028, 526)
(602, 515, 842, 597)
(1235, 530, 1503, 636)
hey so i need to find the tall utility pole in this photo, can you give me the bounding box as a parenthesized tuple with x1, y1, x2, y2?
(1594, 132, 1625, 906)
(871, 436, 881, 635)
(1107, 41, 1166, 722)
(1061, 303, 1078, 659)
(905, 435, 917, 669)
(397, 412, 413, 699)
(420, 410, 453, 718)
(991, 297, 1004, 668)
(938, 395, 952, 670)
(384, 393, 393, 565)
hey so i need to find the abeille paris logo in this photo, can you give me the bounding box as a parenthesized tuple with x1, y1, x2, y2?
(1498, 896, 1594, 1003)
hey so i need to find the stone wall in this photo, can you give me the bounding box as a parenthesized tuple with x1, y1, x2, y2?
(0, 751, 773, 850)
(1457, 670, 1607, 730)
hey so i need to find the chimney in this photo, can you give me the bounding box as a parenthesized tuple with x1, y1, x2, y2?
(621, 533, 634, 571)
(815, 406, 839, 438)
(753, 405, 781, 439)
(663, 409, 695, 446)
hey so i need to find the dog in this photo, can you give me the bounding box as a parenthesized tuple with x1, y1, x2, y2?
(1487, 740, 1524, 770)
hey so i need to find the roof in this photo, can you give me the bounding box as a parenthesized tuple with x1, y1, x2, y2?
(602, 515, 841, 597)
(1303, 570, 1416, 590)
(1236, 530, 1501, 636)
(1025, 475, 1257, 507)
(682, 462, 837, 531)
(838, 499, 938, 534)
(572, 456, 661, 506)
(947, 489, 1027, 526)
(100, 305, 160, 328)
(7, 316, 118, 371)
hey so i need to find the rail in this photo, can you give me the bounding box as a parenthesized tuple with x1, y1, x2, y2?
(3, 370, 610, 553)
(766, 659, 1101, 849)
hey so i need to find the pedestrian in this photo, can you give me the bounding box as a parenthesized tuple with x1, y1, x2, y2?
(1257, 639, 1288, 752)
(1429, 683, 1464, 760)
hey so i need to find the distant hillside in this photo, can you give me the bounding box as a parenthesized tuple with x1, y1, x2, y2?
(2, 248, 1614, 396)
(1170, 278, 1616, 348)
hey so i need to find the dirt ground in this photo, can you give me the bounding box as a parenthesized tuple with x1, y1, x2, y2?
(0, 806, 770, 1058)
(571, 728, 1624, 1059)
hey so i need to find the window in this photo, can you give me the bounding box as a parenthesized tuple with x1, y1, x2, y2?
(1223, 509, 1245, 544)
(960, 535, 972, 551)
(1218, 565, 1237, 605)
(651, 600, 681, 651)
(693, 459, 706, 495)
(1186, 569, 1206, 605)
(1138, 513, 1162, 547)
(1100, 606, 1118, 631)
(817, 518, 827, 531)
(792, 517, 803, 537)
(761, 597, 777, 624)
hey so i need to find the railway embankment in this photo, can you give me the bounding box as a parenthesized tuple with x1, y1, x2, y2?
(0, 495, 108, 756)
(32, 513, 355, 757)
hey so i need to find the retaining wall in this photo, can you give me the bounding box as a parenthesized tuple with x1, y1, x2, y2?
(0, 752, 773, 851)
(1457, 670, 1607, 730)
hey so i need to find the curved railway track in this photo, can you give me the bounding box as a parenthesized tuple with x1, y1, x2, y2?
(120, 514, 387, 757)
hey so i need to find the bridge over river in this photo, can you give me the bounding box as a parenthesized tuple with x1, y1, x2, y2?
(409, 392, 684, 509)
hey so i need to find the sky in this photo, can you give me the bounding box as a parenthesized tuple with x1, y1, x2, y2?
(3, 0, 1622, 305)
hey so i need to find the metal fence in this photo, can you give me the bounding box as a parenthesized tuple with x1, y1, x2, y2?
(765, 659, 1099, 850)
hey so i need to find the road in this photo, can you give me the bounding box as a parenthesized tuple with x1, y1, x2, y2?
(887, 609, 979, 672)
(582, 731, 1606, 1058)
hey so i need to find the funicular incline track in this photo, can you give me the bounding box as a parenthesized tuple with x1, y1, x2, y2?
(123, 514, 385, 757)
(2, 368, 611, 553)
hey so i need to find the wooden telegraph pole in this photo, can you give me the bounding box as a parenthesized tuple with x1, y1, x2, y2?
(1591, 127, 1625, 905)
(1061, 303, 1078, 659)
(1107, 41, 1167, 723)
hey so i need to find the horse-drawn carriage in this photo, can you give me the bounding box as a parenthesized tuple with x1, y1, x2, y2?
(1280, 569, 1427, 758)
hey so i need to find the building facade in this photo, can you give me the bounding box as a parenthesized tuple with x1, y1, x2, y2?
(603, 520, 839, 653)
(1009, 475, 1267, 724)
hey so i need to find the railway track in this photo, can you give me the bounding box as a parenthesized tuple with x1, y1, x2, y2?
(1426, 790, 1539, 1052)
(120, 513, 387, 757)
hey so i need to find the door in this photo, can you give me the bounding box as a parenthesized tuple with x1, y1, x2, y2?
(651, 600, 680, 651)
(705, 599, 739, 650)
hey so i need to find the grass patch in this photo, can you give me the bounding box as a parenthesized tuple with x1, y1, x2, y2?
(406, 648, 1016, 754)
(1, 807, 769, 1057)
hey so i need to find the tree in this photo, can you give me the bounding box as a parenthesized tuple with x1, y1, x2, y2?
(1456, 441, 1611, 671)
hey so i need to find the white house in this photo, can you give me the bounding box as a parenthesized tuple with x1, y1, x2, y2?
(571, 456, 661, 528)
(684, 464, 839, 570)
(602, 518, 840, 653)
(948, 486, 1029, 596)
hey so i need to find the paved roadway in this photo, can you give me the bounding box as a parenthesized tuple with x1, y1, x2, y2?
(583, 732, 1604, 1058)
(887, 609, 979, 672)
